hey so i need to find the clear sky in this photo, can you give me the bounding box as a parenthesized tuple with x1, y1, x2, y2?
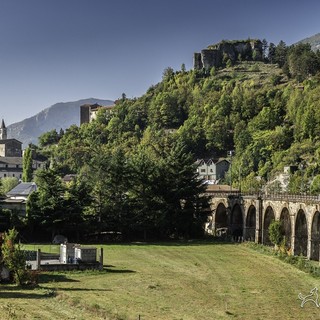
(1, 0, 320, 125)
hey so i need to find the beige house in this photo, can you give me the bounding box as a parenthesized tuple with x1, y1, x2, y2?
(0, 157, 45, 179)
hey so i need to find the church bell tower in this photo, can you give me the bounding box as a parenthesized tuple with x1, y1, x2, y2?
(0, 119, 7, 140)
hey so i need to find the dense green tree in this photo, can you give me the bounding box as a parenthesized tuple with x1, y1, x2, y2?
(158, 142, 206, 238)
(239, 172, 263, 193)
(62, 176, 92, 240)
(22, 146, 33, 182)
(38, 129, 60, 147)
(128, 146, 164, 239)
(54, 124, 92, 173)
(310, 175, 320, 195)
(162, 67, 175, 81)
(274, 40, 288, 67)
(176, 115, 207, 155)
(83, 146, 131, 234)
(287, 43, 320, 81)
(268, 42, 276, 63)
(252, 49, 262, 61)
(234, 120, 252, 153)
(0, 177, 19, 195)
(27, 169, 66, 239)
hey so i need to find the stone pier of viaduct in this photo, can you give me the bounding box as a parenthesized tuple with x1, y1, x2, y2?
(206, 192, 320, 260)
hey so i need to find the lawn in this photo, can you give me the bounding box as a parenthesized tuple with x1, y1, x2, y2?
(1, 241, 320, 319)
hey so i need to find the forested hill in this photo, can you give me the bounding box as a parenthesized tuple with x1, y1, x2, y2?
(41, 39, 320, 195)
(20, 39, 320, 241)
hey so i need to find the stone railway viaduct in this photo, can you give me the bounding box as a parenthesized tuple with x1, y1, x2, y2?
(207, 192, 320, 260)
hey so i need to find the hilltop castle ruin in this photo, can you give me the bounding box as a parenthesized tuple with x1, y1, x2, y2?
(193, 39, 263, 70)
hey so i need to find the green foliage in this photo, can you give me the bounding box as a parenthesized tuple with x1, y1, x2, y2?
(226, 59, 233, 68)
(22, 146, 33, 182)
(274, 40, 288, 67)
(0, 177, 19, 195)
(245, 241, 320, 278)
(30, 39, 320, 239)
(181, 63, 186, 73)
(38, 129, 60, 147)
(268, 42, 276, 63)
(1, 229, 27, 285)
(270, 74, 282, 85)
(239, 172, 263, 193)
(287, 43, 320, 81)
(250, 63, 260, 72)
(252, 50, 259, 61)
(209, 66, 216, 76)
(268, 220, 283, 247)
(27, 169, 66, 238)
(162, 67, 175, 81)
(310, 175, 320, 195)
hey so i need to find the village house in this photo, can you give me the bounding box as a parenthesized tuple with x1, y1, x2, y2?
(196, 158, 230, 183)
(0, 119, 45, 179)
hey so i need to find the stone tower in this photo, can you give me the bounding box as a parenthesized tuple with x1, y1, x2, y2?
(0, 119, 7, 140)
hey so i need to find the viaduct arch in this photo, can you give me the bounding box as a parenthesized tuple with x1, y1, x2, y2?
(208, 193, 320, 261)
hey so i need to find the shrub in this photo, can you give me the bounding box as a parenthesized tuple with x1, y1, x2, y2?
(270, 74, 282, 85)
(268, 220, 283, 247)
(1, 228, 34, 286)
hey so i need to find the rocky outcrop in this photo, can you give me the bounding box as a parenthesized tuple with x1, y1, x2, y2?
(194, 39, 263, 70)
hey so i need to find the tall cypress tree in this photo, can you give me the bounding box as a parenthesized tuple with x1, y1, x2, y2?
(22, 146, 33, 182)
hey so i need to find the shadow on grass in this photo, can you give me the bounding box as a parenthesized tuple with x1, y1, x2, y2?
(110, 239, 236, 247)
(0, 291, 49, 299)
(54, 287, 113, 292)
(38, 273, 80, 284)
(0, 285, 54, 299)
(103, 266, 136, 274)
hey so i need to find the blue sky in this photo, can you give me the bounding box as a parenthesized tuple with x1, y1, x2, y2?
(1, 0, 320, 124)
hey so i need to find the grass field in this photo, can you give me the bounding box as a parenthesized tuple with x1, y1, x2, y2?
(1, 241, 320, 319)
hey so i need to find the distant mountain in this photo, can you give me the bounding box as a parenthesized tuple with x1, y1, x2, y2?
(296, 33, 320, 51)
(7, 98, 114, 147)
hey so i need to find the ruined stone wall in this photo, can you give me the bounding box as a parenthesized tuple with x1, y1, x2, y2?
(194, 39, 263, 70)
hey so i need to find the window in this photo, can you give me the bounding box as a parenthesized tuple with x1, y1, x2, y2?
(200, 169, 206, 173)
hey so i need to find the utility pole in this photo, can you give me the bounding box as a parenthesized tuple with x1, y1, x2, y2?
(227, 150, 234, 191)
(299, 163, 305, 196)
